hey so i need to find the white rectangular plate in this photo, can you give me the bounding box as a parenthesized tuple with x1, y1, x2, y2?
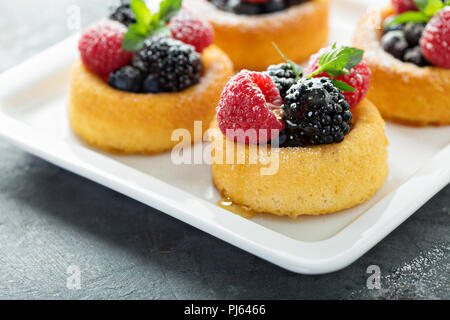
(0, 0, 449, 274)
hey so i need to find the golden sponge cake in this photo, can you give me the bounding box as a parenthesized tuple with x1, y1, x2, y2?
(68, 45, 233, 154)
(210, 99, 388, 217)
(185, 0, 329, 71)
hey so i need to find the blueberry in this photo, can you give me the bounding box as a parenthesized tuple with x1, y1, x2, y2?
(108, 66, 143, 93)
(381, 30, 409, 60)
(403, 22, 426, 46)
(142, 74, 162, 93)
(227, 0, 262, 15)
(263, 0, 286, 13)
(403, 46, 430, 67)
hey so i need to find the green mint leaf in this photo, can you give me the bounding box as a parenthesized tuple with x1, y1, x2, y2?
(414, 0, 444, 16)
(445, 1, 450, 6)
(414, 0, 429, 11)
(148, 25, 171, 37)
(158, 0, 182, 24)
(309, 45, 364, 78)
(122, 0, 181, 52)
(122, 26, 148, 51)
(131, 0, 152, 28)
(331, 79, 355, 92)
(385, 11, 430, 26)
(272, 42, 303, 80)
(345, 48, 364, 72)
(423, 0, 444, 16)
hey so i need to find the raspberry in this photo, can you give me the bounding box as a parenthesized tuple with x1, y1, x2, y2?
(391, 0, 418, 14)
(420, 7, 450, 69)
(305, 48, 372, 108)
(169, 9, 214, 53)
(78, 21, 133, 77)
(217, 70, 284, 145)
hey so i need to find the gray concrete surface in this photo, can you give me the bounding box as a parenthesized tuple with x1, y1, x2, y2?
(0, 0, 449, 300)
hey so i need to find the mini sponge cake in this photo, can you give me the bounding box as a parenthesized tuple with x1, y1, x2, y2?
(211, 99, 388, 217)
(69, 45, 233, 154)
(353, 6, 450, 126)
(185, 0, 329, 71)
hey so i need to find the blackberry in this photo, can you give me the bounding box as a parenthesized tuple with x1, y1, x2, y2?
(132, 37, 203, 93)
(404, 22, 426, 46)
(381, 30, 409, 60)
(265, 63, 299, 100)
(404, 46, 430, 67)
(279, 78, 352, 147)
(108, 65, 143, 93)
(109, 1, 136, 27)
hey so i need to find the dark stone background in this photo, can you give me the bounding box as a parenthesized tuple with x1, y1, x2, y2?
(0, 0, 448, 299)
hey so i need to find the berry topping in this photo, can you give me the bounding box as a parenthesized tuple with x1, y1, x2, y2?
(391, 0, 418, 14)
(404, 22, 426, 46)
(217, 70, 284, 145)
(403, 46, 430, 66)
(265, 63, 299, 100)
(305, 46, 371, 108)
(109, 1, 136, 26)
(169, 9, 214, 53)
(132, 37, 203, 92)
(280, 78, 353, 147)
(108, 65, 143, 92)
(381, 30, 409, 60)
(209, 0, 307, 15)
(78, 21, 133, 77)
(420, 7, 450, 68)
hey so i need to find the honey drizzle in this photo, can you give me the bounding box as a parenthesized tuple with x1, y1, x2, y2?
(217, 198, 258, 219)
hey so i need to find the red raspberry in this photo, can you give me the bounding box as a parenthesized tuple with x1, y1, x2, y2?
(391, 0, 418, 14)
(420, 7, 450, 69)
(305, 48, 372, 108)
(217, 70, 284, 145)
(78, 21, 132, 77)
(169, 9, 214, 53)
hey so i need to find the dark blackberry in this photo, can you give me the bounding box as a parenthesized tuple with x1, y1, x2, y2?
(108, 65, 143, 93)
(403, 22, 426, 46)
(132, 37, 203, 93)
(265, 63, 299, 100)
(403, 46, 430, 67)
(279, 78, 352, 147)
(109, 1, 136, 27)
(381, 30, 409, 60)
